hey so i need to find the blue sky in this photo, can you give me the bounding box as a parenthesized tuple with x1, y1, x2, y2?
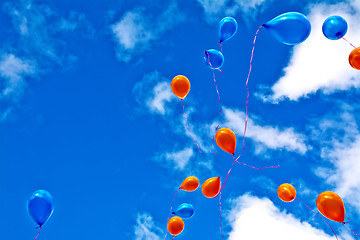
(0, 0, 360, 239)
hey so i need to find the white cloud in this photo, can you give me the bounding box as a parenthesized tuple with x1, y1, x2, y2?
(221, 107, 309, 154)
(133, 71, 176, 115)
(227, 194, 338, 240)
(134, 213, 163, 240)
(164, 147, 194, 170)
(264, 2, 360, 102)
(111, 4, 184, 62)
(0, 54, 36, 98)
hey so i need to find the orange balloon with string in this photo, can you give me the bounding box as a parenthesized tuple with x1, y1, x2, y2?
(180, 176, 199, 191)
(215, 128, 236, 154)
(277, 183, 296, 202)
(167, 216, 184, 236)
(202, 177, 221, 198)
(349, 47, 360, 70)
(171, 75, 190, 99)
(316, 191, 345, 223)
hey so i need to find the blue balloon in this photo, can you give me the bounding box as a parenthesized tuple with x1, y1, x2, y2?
(172, 203, 194, 219)
(218, 17, 238, 43)
(263, 12, 311, 45)
(204, 49, 224, 69)
(322, 16, 348, 40)
(27, 190, 54, 226)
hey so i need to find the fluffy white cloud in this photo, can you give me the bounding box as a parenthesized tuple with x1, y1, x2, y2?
(265, 1, 360, 102)
(0, 54, 35, 98)
(221, 107, 309, 154)
(227, 194, 338, 240)
(111, 4, 184, 62)
(134, 213, 163, 240)
(164, 147, 194, 170)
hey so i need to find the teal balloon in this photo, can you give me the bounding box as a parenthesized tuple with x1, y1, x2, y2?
(172, 203, 194, 219)
(204, 49, 224, 69)
(264, 12, 311, 45)
(218, 17, 238, 43)
(27, 190, 54, 226)
(322, 16, 348, 40)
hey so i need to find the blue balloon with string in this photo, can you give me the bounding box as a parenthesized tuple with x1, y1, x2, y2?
(263, 12, 311, 45)
(27, 190, 54, 226)
(172, 203, 194, 219)
(204, 49, 224, 69)
(218, 17, 238, 43)
(322, 16, 348, 40)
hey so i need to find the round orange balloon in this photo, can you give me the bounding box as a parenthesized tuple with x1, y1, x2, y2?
(215, 128, 236, 154)
(171, 75, 190, 99)
(167, 216, 184, 236)
(180, 176, 199, 191)
(349, 47, 360, 70)
(316, 191, 345, 223)
(277, 183, 296, 202)
(202, 177, 221, 198)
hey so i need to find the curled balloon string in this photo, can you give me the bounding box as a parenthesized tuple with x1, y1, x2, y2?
(33, 226, 42, 240)
(342, 218, 360, 237)
(219, 191, 224, 240)
(181, 100, 203, 153)
(163, 188, 180, 240)
(295, 198, 338, 240)
(205, 52, 224, 154)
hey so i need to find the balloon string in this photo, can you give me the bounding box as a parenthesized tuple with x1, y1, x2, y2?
(205, 51, 223, 154)
(295, 198, 338, 240)
(342, 37, 357, 49)
(342, 218, 360, 237)
(218, 41, 223, 53)
(163, 188, 180, 240)
(181, 99, 203, 153)
(33, 226, 42, 240)
(219, 191, 224, 240)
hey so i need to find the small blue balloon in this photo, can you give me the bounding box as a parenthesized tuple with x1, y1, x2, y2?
(322, 16, 348, 40)
(27, 190, 54, 226)
(204, 49, 224, 69)
(218, 17, 238, 43)
(264, 12, 311, 45)
(172, 203, 194, 219)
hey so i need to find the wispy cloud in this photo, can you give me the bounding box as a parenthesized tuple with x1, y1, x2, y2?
(262, 1, 360, 102)
(163, 147, 194, 170)
(134, 213, 163, 240)
(220, 107, 309, 154)
(111, 3, 185, 62)
(227, 194, 339, 240)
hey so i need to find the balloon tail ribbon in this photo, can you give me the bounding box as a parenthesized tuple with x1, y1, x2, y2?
(295, 198, 338, 240)
(163, 188, 180, 240)
(33, 226, 42, 240)
(341, 37, 357, 49)
(342, 219, 360, 237)
(181, 100, 202, 153)
(205, 52, 223, 154)
(218, 41, 223, 53)
(219, 191, 224, 240)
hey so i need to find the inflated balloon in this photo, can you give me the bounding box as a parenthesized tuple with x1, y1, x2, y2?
(316, 191, 345, 223)
(171, 75, 190, 99)
(263, 12, 311, 45)
(218, 17, 238, 43)
(215, 128, 236, 154)
(180, 176, 199, 191)
(167, 216, 184, 236)
(172, 203, 194, 219)
(349, 47, 360, 70)
(202, 177, 221, 198)
(27, 190, 54, 226)
(322, 16, 348, 40)
(277, 183, 296, 202)
(204, 49, 224, 69)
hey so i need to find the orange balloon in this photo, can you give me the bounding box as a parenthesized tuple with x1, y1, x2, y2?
(202, 177, 221, 198)
(316, 191, 345, 223)
(349, 47, 360, 70)
(171, 75, 190, 99)
(167, 216, 184, 236)
(180, 176, 199, 191)
(215, 128, 236, 154)
(277, 183, 296, 202)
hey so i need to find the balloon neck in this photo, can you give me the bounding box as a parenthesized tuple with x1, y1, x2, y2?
(36, 225, 42, 229)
